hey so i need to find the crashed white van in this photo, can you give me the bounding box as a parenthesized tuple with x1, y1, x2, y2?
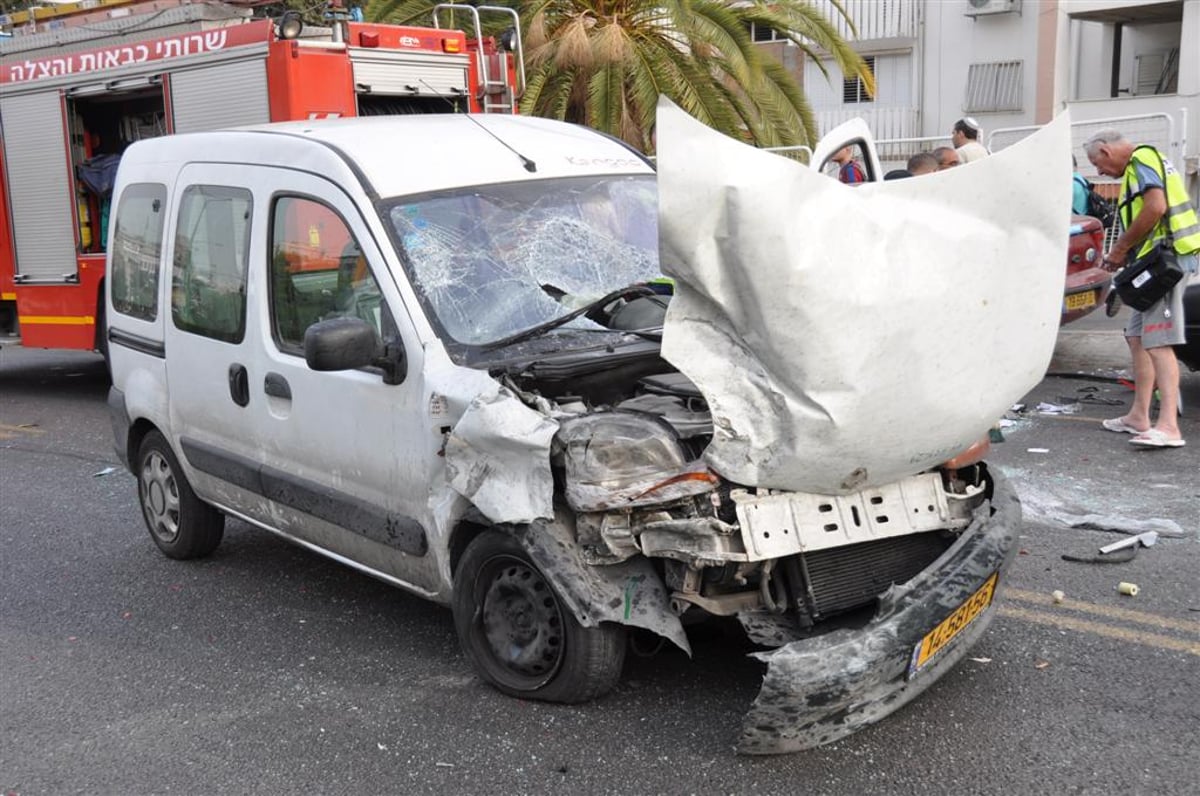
(107, 101, 1071, 753)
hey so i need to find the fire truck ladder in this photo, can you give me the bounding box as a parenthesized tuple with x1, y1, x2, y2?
(432, 4, 525, 113)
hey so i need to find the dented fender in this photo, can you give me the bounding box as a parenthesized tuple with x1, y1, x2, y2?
(512, 509, 691, 656)
(738, 468, 1021, 754)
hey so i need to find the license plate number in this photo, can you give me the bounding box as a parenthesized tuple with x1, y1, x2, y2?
(908, 572, 999, 678)
(1064, 291, 1096, 311)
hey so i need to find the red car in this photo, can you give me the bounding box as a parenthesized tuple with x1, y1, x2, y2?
(1062, 215, 1111, 324)
(1063, 215, 1111, 324)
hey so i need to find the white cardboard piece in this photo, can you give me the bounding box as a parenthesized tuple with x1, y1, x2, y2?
(656, 98, 1071, 494)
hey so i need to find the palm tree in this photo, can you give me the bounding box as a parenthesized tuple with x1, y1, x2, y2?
(368, 1, 873, 154)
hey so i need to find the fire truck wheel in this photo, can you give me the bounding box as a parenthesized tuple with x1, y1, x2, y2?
(452, 531, 626, 704)
(136, 430, 224, 560)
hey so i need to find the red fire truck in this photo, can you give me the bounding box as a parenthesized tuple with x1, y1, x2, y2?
(0, 0, 522, 357)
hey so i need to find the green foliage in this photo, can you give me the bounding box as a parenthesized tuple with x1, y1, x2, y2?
(366, 0, 872, 153)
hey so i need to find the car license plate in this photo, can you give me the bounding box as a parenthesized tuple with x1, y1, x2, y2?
(1064, 291, 1096, 311)
(907, 572, 999, 678)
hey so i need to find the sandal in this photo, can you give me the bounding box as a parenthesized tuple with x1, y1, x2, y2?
(1102, 417, 1145, 434)
(1129, 429, 1186, 448)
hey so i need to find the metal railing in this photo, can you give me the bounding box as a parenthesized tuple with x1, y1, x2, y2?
(988, 112, 1178, 184)
(810, 0, 920, 41)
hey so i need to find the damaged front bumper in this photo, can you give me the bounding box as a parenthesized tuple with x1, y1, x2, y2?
(738, 469, 1021, 754)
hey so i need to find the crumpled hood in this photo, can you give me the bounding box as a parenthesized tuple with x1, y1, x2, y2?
(656, 97, 1071, 494)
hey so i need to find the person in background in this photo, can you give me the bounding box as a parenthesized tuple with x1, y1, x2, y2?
(907, 152, 938, 176)
(951, 118, 989, 163)
(883, 169, 911, 180)
(932, 146, 960, 170)
(1086, 129, 1199, 449)
(831, 146, 866, 184)
(1071, 155, 1089, 215)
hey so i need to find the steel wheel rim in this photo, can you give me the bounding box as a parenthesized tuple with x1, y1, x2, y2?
(140, 450, 180, 544)
(477, 554, 564, 686)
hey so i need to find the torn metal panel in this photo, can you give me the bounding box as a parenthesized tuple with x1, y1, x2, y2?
(655, 97, 1072, 495)
(515, 511, 691, 655)
(443, 386, 558, 524)
(737, 470, 1021, 754)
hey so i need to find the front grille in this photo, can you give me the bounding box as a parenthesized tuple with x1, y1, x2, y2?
(800, 531, 953, 618)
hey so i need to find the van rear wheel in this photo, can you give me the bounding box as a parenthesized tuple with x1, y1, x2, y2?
(453, 531, 625, 704)
(137, 431, 223, 559)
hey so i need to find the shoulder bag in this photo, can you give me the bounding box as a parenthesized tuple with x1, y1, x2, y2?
(1112, 239, 1184, 311)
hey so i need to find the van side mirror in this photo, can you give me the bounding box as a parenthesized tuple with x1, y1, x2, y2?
(303, 317, 406, 385)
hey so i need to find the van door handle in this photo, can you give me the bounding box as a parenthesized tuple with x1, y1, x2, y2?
(264, 372, 292, 400)
(228, 363, 250, 407)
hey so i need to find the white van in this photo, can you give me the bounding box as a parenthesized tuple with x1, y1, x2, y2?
(107, 114, 1019, 754)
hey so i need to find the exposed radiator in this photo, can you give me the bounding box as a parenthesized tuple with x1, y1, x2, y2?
(800, 531, 952, 618)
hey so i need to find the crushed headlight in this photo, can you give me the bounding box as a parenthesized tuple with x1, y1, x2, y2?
(556, 412, 716, 513)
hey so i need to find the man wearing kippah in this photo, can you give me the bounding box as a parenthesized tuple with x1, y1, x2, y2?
(951, 117, 989, 164)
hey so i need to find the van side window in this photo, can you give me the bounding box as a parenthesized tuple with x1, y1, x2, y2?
(171, 185, 253, 343)
(269, 196, 387, 351)
(110, 183, 167, 322)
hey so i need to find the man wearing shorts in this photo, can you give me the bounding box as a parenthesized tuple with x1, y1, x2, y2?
(1085, 129, 1200, 448)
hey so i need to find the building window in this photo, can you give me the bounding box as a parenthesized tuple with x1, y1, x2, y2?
(964, 60, 1023, 112)
(747, 21, 782, 43)
(843, 55, 874, 104)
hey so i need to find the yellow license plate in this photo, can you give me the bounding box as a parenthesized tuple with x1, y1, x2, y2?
(908, 572, 999, 678)
(1064, 291, 1096, 311)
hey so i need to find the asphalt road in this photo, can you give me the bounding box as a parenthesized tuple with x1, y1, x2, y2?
(2, 345, 1197, 795)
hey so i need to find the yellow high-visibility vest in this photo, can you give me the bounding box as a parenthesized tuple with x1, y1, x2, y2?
(1120, 145, 1200, 257)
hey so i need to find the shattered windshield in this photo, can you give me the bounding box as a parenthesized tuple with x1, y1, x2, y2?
(385, 175, 660, 346)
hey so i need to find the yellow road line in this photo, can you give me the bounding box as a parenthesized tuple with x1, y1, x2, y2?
(1005, 587, 1199, 634)
(998, 605, 1200, 657)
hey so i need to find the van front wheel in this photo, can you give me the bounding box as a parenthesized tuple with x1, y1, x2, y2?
(137, 431, 223, 559)
(453, 531, 625, 704)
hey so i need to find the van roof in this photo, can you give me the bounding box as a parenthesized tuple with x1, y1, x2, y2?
(126, 114, 654, 198)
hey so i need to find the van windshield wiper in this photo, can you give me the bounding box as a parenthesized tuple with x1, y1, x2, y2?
(479, 285, 658, 351)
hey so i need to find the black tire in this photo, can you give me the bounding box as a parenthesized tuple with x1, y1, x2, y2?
(453, 531, 626, 704)
(136, 430, 224, 560)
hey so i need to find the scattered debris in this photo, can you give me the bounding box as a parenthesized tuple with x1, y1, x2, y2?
(1027, 448, 1050, 453)
(988, 426, 1005, 443)
(1034, 659, 1051, 670)
(1064, 516, 1186, 537)
(1117, 582, 1140, 597)
(1059, 393, 1122, 407)
(1099, 531, 1158, 555)
(1052, 590, 1065, 604)
(970, 657, 992, 664)
(1061, 547, 1137, 564)
(1035, 401, 1081, 415)
(92, 466, 117, 477)
(435, 762, 455, 768)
